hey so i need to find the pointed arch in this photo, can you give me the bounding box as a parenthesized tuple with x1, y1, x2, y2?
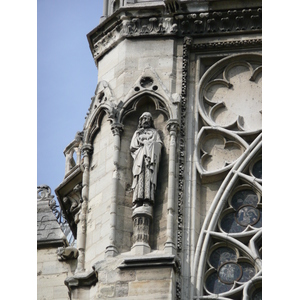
(118, 90, 173, 124)
(84, 105, 114, 145)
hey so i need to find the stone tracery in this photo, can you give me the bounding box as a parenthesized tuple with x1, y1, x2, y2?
(198, 54, 262, 135)
(193, 53, 262, 299)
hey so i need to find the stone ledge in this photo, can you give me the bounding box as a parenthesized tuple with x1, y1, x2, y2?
(118, 254, 179, 271)
(37, 239, 67, 249)
(64, 270, 98, 292)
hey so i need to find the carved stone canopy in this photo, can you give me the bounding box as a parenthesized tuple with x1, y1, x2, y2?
(55, 167, 83, 238)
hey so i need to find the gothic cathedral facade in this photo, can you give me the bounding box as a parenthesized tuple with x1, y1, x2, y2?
(37, 1, 262, 299)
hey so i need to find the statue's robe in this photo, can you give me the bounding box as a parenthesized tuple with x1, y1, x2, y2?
(130, 127, 162, 204)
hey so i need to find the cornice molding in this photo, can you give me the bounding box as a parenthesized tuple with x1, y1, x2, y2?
(88, 7, 262, 61)
(192, 38, 262, 51)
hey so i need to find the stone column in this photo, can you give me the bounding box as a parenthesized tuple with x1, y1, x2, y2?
(103, 0, 108, 18)
(75, 143, 93, 274)
(105, 123, 123, 257)
(164, 120, 179, 255)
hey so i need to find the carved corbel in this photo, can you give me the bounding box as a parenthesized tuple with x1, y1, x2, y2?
(220, 17, 231, 32)
(132, 18, 140, 33)
(235, 15, 245, 31)
(207, 18, 216, 32)
(57, 246, 79, 261)
(194, 19, 203, 33)
(143, 17, 155, 33)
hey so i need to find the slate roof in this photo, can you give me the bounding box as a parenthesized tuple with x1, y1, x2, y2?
(37, 185, 67, 248)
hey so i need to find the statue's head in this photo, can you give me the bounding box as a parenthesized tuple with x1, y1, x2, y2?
(138, 112, 154, 129)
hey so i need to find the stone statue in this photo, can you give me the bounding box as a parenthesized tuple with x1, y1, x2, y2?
(130, 112, 163, 207)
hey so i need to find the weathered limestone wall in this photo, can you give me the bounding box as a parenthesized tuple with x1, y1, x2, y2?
(83, 37, 181, 260)
(37, 248, 76, 300)
(85, 114, 115, 270)
(88, 258, 175, 300)
(98, 38, 181, 101)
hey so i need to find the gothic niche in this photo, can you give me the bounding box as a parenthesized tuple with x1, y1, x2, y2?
(130, 112, 163, 255)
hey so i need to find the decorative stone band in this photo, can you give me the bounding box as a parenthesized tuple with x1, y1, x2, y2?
(192, 38, 262, 51)
(89, 8, 262, 61)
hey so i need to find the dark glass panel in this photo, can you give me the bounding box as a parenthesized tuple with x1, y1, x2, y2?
(252, 288, 262, 300)
(239, 262, 256, 282)
(252, 209, 262, 228)
(252, 160, 262, 179)
(206, 272, 233, 294)
(231, 190, 258, 210)
(209, 247, 237, 269)
(221, 212, 244, 233)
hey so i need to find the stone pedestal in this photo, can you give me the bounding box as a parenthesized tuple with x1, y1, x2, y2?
(131, 204, 153, 255)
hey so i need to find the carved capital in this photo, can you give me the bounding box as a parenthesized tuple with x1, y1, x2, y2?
(167, 120, 179, 134)
(111, 123, 124, 136)
(81, 143, 93, 157)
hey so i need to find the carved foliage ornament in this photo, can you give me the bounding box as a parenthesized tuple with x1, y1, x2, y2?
(198, 53, 262, 136)
(90, 9, 261, 61)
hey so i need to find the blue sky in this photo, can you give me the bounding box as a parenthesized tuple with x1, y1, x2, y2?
(37, 1, 103, 195)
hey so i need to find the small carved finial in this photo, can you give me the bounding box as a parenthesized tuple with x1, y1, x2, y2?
(37, 185, 53, 201)
(75, 131, 84, 142)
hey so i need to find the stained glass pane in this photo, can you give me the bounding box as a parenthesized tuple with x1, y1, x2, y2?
(231, 190, 258, 210)
(218, 262, 242, 284)
(252, 288, 262, 300)
(235, 205, 260, 226)
(220, 212, 244, 233)
(209, 247, 237, 269)
(252, 159, 262, 179)
(239, 262, 256, 282)
(206, 272, 233, 294)
(252, 208, 262, 228)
